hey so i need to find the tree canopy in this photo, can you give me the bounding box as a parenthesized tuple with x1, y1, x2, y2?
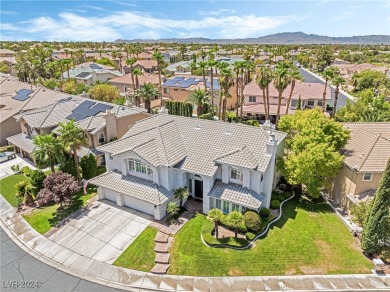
(89, 83, 120, 103)
(277, 108, 350, 198)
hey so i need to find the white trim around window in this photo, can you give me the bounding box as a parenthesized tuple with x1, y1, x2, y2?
(249, 96, 257, 103)
(362, 172, 372, 181)
(230, 168, 243, 182)
(128, 158, 153, 177)
(98, 132, 105, 144)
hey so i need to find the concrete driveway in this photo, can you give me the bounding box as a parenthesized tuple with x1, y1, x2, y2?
(47, 200, 153, 264)
(0, 154, 36, 178)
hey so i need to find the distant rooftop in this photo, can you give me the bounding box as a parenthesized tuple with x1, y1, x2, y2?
(162, 76, 220, 90)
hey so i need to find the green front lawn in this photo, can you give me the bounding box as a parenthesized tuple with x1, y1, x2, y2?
(0, 174, 31, 207)
(169, 197, 372, 276)
(22, 186, 97, 234)
(114, 226, 158, 271)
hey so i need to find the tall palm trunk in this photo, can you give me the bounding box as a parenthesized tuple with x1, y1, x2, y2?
(266, 86, 270, 120)
(210, 66, 214, 107)
(50, 164, 55, 173)
(285, 80, 295, 115)
(262, 88, 269, 120)
(158, 62, 162, 107)
(322, 79, 328, 112)
(333, 85, 340, 118)
(235, 74, 239, 117)
(218, 92, 223, 120)
(276, 90, 283, 127)
(222, 97, 227, 122)
(214, 221, 219, 238)
(73, 147, 81, 181)
(202, 68, 207, 90)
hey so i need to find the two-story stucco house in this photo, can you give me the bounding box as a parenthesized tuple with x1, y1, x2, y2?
(242, 81, 331, 123)
(330, 122, 390, 212)
(6, 96, 150, 165)
(89, 114, 286, 220)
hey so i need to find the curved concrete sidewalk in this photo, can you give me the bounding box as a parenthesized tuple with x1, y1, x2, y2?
(1, 195, 389, 292)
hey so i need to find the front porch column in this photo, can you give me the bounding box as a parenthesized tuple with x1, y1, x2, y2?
(202, 176, 213, 214)
(97, 187, 105, 200)
(116, 193, 124, 207)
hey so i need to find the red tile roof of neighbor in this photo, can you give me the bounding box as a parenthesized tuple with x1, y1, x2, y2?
(244, 81, 331, 100)
(242, 103, 295, 116)
(134, 59, 158, 69)
(108, 73, 160, 86)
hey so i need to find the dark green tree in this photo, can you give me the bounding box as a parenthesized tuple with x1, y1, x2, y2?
(80, 154, 97, 180)
(30, 170, 46, 195)
(362, 159, 390, 254)
(61, 158, 78, 180)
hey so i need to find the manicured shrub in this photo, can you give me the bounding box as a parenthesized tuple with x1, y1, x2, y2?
(270, 200, 281, 209)
(246, 232, 256, 241)
(61, 159, 78, 179)
(21, 166, 32, 177)
(277, 194, 285, 202)
(30, 170, 46, 195)
(80, 153, 97, 180)
(243, 211, 262, 232)
(284, 192, 292, 199)
(259, 207, 271, 218)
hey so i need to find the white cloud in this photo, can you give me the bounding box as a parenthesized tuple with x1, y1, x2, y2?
(0, 10, 18, 15)
(113, 1, 137, 7)
(1, 11, 303, 41)
(83, 5, 105, 11)
(198, 9, 236, 16)
(331, 11, 354, 21)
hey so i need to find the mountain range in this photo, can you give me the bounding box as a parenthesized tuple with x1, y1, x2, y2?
(116, 32, 390, 44)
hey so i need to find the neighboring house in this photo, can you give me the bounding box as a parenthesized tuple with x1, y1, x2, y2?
(6, 96, 150, 165)
(125, 60, 157, 74)
(242, 81, 331, 123)
(0, 75, 70, 146)
(89, 114, 286, 220)
(331, 123, 390, 211)
(332, 63, 389, 80)
(109, 73, 161, 108)
(109, 73, 160, 94)
(162, 76, 236, 113)
(64, 62, 123, 85)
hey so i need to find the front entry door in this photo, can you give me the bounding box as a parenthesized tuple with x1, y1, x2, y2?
(194, 180, 203, 200)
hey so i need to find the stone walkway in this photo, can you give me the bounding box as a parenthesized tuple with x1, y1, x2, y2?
(1, 194, 390, 291)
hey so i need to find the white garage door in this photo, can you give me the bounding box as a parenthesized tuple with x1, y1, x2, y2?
(124, 195, 154, 216)
(104, 189, 117, 203)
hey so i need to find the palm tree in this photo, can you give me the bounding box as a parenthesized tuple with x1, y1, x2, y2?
(198, 61, 208, 90)
(207, 208, 223, 238)
(173, 187, 189, 207)
(255, 66, 273, 120)
(233, 61, 245, 117)
(167, 202, 180, 217)
(152, 50, 164, 106)
(207, 59, 218, 108)
(218, 68, 234, 121)
(285, 68, 302, 115)
(132, 68, 142, 91)
(226, 211, 244, 238)
(321, 67, 337, 112)
(187, 89, 209, 117)
(137, 83, 159, 113)
(331, 75, 345, 117)
(58, 120, 88, 181)
(32, 134, 64, 173)
(189, 61, 197, 75)
(62, 58, 72, 79)
(273, 63, 291, 126)
(125, 58, 137, 91)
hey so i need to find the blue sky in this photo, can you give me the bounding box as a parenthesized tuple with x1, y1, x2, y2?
(1, 0, 389, 41)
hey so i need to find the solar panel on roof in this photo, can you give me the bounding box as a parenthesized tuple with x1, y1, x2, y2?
(79, 100, 96, 108)
(90, 63, 103, 70)
(66, 112, 87, 122)
(12, 89, 34, 102)
(59, 96, 73, 102)
(93, 103, 113, 113)
(75, 72, 91, 78)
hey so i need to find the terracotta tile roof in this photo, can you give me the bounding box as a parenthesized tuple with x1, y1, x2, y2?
(134, 59, 157, 69)
(108, 73, 159, 86)
(242, 103, 296, 115)
(89, 171, 173, 205)
(209, 180, 266, 210)
(98, 114, 286, 177)
(244, 81, 330, 100)
(343, 123, 390, 173)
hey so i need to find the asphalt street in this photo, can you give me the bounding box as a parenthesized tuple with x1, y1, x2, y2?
(0, 227, 124, 292)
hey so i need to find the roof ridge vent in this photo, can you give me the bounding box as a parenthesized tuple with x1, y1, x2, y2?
(194, 125, 202, 130)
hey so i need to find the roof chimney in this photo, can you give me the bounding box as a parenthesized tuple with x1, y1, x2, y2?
(266, 131, 277, 155)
